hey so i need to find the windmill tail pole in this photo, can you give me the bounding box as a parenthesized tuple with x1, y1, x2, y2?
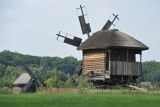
(87, 32, 90, 38)
(128, 85, 148, 92)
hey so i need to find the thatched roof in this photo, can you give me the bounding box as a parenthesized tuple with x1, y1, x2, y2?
(78, 29, 149, 50)
(13, 73, 31, 85)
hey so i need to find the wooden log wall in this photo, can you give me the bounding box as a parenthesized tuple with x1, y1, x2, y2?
(82, 50, 106, 75)
(13, 87, 22, 94)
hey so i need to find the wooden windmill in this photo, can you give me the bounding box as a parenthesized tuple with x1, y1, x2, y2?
(12, 63, 48, 94)
(56, 5, 149, 88)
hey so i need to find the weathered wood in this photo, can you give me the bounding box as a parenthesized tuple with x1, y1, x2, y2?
(83, 58, 105, 61)
(110, 61, 142, 76)
(83, 69, 105, 71)
(13, 87, 22, 94)
(129, 85, 148, 92)
(83, 60, 105, 63)
(83, 62, 105, 65)
(83, 53, 105, 56)
(83, 65, 105, 68)
(83, 55, 105, 58)
(82, 50, 106, 74)
(83, 56, 105, 60)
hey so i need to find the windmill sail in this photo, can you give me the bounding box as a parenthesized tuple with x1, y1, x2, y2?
(20, 63, 48, 93)
(35, 66, 48, 80)
(102, 20, 112, 30)
(79, 16, 91, 35)
(102, 14, 119, 30)
(21, 62, 35, 79)
(20, 80, 34, 93)
(56, 32, 82, 47)
(77, 5, 91, 38)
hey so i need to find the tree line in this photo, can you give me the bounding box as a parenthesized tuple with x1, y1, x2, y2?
(0, 50, 160, 89)
(0, 50, 93, 89)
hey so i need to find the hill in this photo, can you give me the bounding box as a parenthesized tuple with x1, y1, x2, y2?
(0, 50, 84, 88)
(0, 50, 160, 89)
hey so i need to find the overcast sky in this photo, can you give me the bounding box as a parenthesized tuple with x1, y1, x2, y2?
(0, 0, 160, 61)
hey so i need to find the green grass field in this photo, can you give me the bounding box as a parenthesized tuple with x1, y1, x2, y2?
(0, 89, 160, 107)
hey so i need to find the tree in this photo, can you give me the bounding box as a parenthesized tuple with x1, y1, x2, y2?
(45, 76, 64, 88)
(65, 79, 77, 88)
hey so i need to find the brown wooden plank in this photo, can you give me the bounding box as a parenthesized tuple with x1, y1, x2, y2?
(83, 65, 105, 67)
(83, 59, 105, 62)
(83, 69, 105, 72)
(83, 68, 105, 70)
(83, 57, 105, 60)
(83, 58, 105, 61)
(83, 61, 105, 64)
(82, 64, 105, 67)
(83, 55, 105, 58)
(83, 53, 105, 56)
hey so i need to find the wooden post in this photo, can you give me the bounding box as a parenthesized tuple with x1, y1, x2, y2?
(140, 51, 142, 63)
(121, 76, 123, 83)
(140, 51, 142, 76)
(126, 50, 128, 61)
(108, 49, 111, 78)
(126, 50, 128, 81)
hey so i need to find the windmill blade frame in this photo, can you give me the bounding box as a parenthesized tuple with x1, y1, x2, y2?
(20, 79, 34, 93)
(35, 66, 48, 80)
(19, 63, 48, 93)
(56, 31, 82, 47)
(21, 62, 35, 79)
(102, 14, 119, 30)
(77, 5, 91, 38)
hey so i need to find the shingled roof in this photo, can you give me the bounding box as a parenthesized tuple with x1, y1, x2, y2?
(78, 29, 149, 50)
(13, 73, 31, 85)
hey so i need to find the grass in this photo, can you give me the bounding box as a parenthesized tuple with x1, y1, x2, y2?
(0, 89, 160, 107)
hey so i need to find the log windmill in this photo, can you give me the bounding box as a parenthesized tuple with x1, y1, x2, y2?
(56, 5, 149, 88)
(12, 63, 48, 94)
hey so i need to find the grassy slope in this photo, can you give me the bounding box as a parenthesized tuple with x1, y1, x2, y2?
(0, 93, 160, 107)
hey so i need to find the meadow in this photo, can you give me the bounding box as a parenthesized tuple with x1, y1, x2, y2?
(0, 89, 160, 107)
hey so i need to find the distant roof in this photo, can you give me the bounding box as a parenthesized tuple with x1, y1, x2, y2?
(78, 29, 149, 50)
(13, 73, 31, 85)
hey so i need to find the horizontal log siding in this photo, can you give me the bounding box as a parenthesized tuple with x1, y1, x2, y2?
(110, 61, 142, 76)
(82, 50, 106, 75)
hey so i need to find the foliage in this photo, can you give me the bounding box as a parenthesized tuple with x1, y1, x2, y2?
(65, 78, 77, 88)
(45, 76, 64, 88)
(0, 87, 12, 94)
(0, 50, 160, 90)
(139, 61, 160, 84)
(0, 50, 80, 88)
(76, 76, 94, 89)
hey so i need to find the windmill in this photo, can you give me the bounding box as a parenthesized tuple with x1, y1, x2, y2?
(56, 5, 119, 47)
(13, 63, 48, 94)
(56, 5, 149, 88)
(56, 5, 92, 47)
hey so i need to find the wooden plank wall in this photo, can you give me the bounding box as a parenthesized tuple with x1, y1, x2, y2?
(110, 61, 142, 76)
(13, 87, 22, 94)
(82, 51, 106, 75)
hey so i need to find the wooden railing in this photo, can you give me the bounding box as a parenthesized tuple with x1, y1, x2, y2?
(109, 61, 142, 76)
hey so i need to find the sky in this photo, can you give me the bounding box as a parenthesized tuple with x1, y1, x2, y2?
(0, 0, 160, 61)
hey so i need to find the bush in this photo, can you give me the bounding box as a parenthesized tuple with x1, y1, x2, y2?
(0, 87, 12, 94)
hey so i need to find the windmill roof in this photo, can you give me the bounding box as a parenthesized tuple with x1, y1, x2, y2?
(78, 29, 149, 50)
(13, 73, 31, 85)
